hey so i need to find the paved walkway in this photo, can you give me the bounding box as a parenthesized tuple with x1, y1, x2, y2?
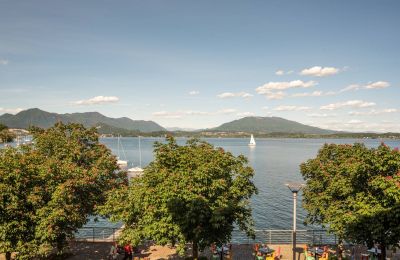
(65, 242, 305, 260)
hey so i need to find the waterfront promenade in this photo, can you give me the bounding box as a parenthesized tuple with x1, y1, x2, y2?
(59, 242, 305, 260)
(53, 242, 385, 260)
(3, 243, 400, 260)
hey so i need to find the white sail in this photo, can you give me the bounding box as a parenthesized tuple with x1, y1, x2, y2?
(248, 134, 256, 146)
(116, 135, 128, 168)
(127, 136, 144, 180)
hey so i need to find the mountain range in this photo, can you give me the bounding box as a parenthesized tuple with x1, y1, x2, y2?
(0, 108, 166, 133)
(211, 116, 336, 134)
(0, 108, 337, 134)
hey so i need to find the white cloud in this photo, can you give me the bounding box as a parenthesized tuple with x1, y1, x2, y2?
(262, 91, 286, 100)
(340, 81, 390, 93)
(320, 100, 376, 110)
(217, 92, 253, 99)
(256, 80, 317, 91)
(217, 108, 237, 114)
(237, 112, 255, 117)
(365, 81, 390, 89)
(262, 106, 269, 110)
(383, 108, 397, 113)
(292, 90, 336, 97)
(273, 105, 312, 111)
(0, 59, 9, 65)
(348, 119, 363, 124)
(153, 108, 238, 118)
(189, 90, 199, 95)
(256, 80, 316, 100)
(0, 107, 23, 114)
(275, 69, 293, 76)
(310, 119, 400, 132)
(307, 113, 336, 118)
(153, 110, 210, 118)
(300, 66, 340, 77)
(264, 91, 286, 100)
(348, 108, 398, 116)
(292, 91, 324, 97)
(152, 111, 183, 119)
(340, 84, 361, 92)
(73, 96, 119, 105)
(184, 110, 210, 116)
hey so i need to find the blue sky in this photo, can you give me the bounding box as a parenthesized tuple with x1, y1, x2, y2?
(0, 1, 399, 131)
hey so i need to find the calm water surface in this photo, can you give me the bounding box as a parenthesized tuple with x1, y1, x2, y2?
(3, 137, 399, 230)
(100, 137, 400, 230)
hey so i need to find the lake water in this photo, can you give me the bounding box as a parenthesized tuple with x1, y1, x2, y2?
(99, 137, 400, 230)
(3, 137, 399, 232)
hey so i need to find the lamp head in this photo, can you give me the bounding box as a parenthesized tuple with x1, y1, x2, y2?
(285, 182, 305, 193)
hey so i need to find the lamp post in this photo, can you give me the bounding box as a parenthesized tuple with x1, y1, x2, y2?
(285, 183, 304, 260)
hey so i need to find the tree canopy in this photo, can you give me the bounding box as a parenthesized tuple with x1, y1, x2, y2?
(0, 123, 125, 259)
(0, 123, 7, 131)
(300, 143, 400, 258)
(0, 123, 15, 143)
(100, 137, 257, 258)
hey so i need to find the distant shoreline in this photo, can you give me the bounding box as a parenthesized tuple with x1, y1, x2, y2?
(99, 132, 400, 140)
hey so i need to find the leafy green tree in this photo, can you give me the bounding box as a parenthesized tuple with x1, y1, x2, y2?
(301, 143, 400, 259)
(100, 137, 257, 258)
(0, 123, 125, 259)
(0, 123, 7, 131)
(0, 124, 15, 143)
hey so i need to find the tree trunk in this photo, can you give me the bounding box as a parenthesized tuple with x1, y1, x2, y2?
(192, 241, 198, 260)
(380, 244, 386, 260)
(5, 252, 11, 260)
(337, 239, 343, 260)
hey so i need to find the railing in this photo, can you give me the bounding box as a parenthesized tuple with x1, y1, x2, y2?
(75, 227, 120, 242)
(75, 227, 337, 245)
(231, 229, 337, 245)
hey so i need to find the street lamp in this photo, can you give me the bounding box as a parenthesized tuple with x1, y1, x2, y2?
(285, 183, 305, 260)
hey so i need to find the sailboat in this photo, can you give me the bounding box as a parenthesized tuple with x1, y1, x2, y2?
(127, 136, 144, 179)
(248, 134, 256, 146)
(116, 135, 128, 168)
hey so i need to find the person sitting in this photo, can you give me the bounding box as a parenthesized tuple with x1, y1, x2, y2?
(210, 243, 219, 260)
(304, 245, 314, 260)
(274, 246, 281, 260)
(109, 242, 118, 260)
(123, 244, 133, 260)
(210, 243, 217, 254)
(319, 246, 329, 260)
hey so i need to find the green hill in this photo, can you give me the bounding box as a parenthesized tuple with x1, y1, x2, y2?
(0, 108, 166, 132)
(212, 116, 336, 134)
